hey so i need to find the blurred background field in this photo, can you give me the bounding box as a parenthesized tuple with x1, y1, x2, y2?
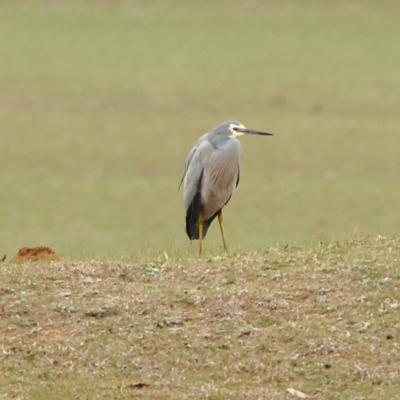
(1, 0, 399, 258)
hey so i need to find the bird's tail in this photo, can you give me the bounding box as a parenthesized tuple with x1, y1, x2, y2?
(185, 189, 218, 240)
(186, 211, 217, 240)
(185, 170, 218, 240)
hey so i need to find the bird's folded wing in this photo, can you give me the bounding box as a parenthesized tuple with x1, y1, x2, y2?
(183, 138, 210, 211)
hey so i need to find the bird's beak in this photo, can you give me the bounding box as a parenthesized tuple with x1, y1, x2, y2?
(236, 128, 273, 136)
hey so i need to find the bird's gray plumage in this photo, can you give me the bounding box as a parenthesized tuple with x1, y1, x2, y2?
(181, 120, 272, 253)
(183, 122, 241, 239)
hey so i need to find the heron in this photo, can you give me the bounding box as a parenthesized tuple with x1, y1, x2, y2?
(181, 120, 273, 255)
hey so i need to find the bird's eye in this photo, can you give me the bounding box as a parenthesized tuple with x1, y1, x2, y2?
(232, 127, 238, 131)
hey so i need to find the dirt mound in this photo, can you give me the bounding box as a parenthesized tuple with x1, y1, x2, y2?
(11, 246, 59, 263)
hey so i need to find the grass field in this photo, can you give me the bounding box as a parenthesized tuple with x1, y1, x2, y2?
(1, 236, 400, 399)
(1, 1, 400, 398)
(1, 0, 400, 257)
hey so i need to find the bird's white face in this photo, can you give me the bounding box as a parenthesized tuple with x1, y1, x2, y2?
(228, 123, 247, 138)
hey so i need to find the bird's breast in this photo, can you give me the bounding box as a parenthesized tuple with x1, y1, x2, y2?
(200, 142, 240, 219)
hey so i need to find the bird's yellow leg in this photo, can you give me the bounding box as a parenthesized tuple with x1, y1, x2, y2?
(217, 210, 228, 253)
(198, 212, 203, 256)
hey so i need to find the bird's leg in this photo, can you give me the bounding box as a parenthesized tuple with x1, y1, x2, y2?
(198, 211, 203, 256)
(217, 210, 228, 253)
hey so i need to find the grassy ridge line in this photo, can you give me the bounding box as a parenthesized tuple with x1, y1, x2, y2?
(1, 235, 399, 399)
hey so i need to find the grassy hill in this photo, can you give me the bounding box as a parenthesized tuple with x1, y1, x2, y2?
(1, 236, 399, 399)
(0, 2, 399, 398)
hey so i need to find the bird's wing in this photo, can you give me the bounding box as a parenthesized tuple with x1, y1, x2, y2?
(179, 133, 208, 190)
(182, 137, 210, 211)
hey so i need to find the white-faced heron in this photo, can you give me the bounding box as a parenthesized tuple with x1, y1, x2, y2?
(181, 120, 273, 255)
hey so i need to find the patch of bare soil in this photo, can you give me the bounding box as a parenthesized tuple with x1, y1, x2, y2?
(11, 246, 59, 263)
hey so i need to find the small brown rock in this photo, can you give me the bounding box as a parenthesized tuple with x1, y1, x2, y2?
(11, 246, 59, 263)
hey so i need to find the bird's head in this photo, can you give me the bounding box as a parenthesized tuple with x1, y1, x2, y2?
(210, 121, 273, 139)
(226, 121, 273, 138)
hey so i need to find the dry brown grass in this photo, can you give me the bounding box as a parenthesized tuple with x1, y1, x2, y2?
(1, 236, 399, 399)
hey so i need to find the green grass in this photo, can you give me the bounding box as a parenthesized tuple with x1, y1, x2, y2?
(1, 0, 400, 258)
(1, 4, 400, 397)
(1, 236, 400, 399)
